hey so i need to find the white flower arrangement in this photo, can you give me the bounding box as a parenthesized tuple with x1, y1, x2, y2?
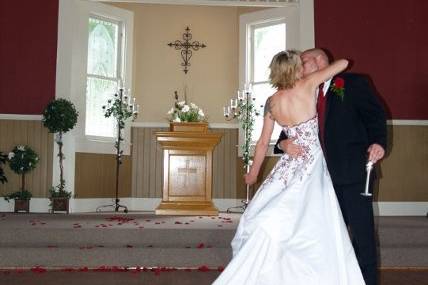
(167, 91, 206, 123)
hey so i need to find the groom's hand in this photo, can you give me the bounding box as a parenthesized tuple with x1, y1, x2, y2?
(367, 143, 385, 163)
(279, 138, 303, 158)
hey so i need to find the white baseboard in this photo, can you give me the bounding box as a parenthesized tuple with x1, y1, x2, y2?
(0, 198, 427, 216)
(373, 202, 428, 216)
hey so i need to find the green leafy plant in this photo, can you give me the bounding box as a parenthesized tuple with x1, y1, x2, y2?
(102, 89, 138, 153)
(0, 152, 7, 184)
(4, 145, 39, 201)
(49, 186, 72, 199)
(43, 99, 78, 197)
(237, 97, 261, 167)
(167, 91, 206, 123)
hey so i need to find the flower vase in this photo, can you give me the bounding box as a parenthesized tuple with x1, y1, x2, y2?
(169, 122, 208, 133)
(14, 199, 30, 213)
(51, 197, 70, 214)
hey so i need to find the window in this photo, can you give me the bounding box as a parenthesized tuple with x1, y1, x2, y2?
(62, 0, 134, 155)
(249, 21, 286, 143)
(239, 7, 300, 154)
(85, 16, 121, 139)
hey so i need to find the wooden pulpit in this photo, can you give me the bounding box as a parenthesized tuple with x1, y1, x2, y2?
(155, 122, 222, 215)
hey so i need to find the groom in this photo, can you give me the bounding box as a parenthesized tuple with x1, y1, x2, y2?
(274, 48, 387, 285)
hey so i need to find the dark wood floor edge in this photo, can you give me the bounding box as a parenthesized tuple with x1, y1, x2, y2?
(0, 266, 427, 272)
(380, 266, 428, 271)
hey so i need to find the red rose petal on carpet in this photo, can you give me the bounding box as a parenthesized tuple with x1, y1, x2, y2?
(31, 266, 47, 273)
(198, 265, 210, 272)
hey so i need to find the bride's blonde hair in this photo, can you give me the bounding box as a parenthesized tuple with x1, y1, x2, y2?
(269, 50, 302, 90)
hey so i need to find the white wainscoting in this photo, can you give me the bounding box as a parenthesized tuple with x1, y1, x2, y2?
(0, 198, 426, 216)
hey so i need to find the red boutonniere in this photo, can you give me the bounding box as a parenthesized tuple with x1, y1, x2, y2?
(330, 77, 345, 101)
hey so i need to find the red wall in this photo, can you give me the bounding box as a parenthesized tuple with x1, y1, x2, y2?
(314, 0, 428, 119)
(0, 0, 59, 115)
(0, 1, 427, 119)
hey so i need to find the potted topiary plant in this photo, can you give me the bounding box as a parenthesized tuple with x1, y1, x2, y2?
(42, 98, 78, 214)
(4, 145, 39, 212)
(0, 152, 7, 184)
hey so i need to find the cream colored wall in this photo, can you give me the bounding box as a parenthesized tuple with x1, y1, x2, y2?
(111, 3, 241, 124)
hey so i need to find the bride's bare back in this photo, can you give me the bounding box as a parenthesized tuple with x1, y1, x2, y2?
(265, 58, 348, 128)
(244, 56, 348, 186)
(265, 80, 317, 128)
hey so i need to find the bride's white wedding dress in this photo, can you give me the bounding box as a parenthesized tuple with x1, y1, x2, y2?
(213, 116, 365, 285)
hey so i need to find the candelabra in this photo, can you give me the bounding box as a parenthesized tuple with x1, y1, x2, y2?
(97, 81, 139, 213)
(223, 84, 261, 213)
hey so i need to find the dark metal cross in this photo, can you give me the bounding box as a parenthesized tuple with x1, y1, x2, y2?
(168, 27, 207, 74)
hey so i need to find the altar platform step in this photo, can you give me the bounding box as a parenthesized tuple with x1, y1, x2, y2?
(376, 216, 428, 267)
(0, 213, 426, 268)
(0, 247, 231, 268)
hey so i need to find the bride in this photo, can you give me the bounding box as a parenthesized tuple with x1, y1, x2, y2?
(213, 50, 365, 285)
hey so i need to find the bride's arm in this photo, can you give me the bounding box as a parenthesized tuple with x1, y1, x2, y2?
(306, 59, 349, 89)
(244, 101, 275, 185)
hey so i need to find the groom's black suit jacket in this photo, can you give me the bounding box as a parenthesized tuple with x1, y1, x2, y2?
(274, 73, 387, 185)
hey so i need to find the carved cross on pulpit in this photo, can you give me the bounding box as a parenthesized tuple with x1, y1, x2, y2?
(168, 27, 207, 74)
(177, 159, 197, 187)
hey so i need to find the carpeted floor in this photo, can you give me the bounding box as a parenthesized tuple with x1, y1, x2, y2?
(0, 269, 427, 285)
(0, 213, 427, 284)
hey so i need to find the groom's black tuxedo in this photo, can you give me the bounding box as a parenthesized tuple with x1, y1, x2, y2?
(274, 72, 387, 285)
(274, 73, 387, 185)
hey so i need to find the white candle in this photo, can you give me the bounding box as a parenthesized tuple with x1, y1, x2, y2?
(231, 98, 237, 109)
(223, 106, 230, 117)
(238, 90, 244, 101)
(244, 83, 253, 94)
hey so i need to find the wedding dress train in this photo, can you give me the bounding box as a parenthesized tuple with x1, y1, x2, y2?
(213, 117, 365, 285)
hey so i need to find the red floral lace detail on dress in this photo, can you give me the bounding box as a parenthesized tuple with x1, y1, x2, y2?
(262, 116, 321, 187)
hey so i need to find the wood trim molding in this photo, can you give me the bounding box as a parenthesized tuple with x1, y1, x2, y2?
(2, 115, 428, 127)
(0, 114, 43, 121)
(97, 0, 299, 7)
(387, 120, 428, 126)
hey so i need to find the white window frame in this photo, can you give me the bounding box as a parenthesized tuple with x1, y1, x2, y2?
(72, 0, 134, 155)
(239, 4, 314, 156)
(55, 0, 133, 195)
(85, 14, 123, 142)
